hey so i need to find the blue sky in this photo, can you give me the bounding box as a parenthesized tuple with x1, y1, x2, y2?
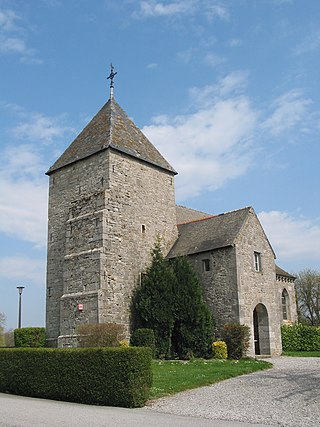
(0, 0, 319, 330)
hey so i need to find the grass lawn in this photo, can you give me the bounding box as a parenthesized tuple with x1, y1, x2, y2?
(150, 358, 272, 399)
(283, 351, 320, 357)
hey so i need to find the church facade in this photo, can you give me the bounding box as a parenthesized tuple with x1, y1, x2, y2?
(46, 89, 297, 356)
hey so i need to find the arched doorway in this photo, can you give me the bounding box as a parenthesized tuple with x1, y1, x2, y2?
(253, 304, 270, 355)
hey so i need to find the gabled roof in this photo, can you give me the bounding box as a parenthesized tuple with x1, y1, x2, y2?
(168, 207, 251, 258)
(46, 98, 177, 175)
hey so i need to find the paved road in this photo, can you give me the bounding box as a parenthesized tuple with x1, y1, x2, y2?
(150, 357, 320, 427)
(0, 357, 318, 427)
(0, 392, 269, 427)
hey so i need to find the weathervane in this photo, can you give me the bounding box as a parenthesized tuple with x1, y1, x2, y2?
(107, 63, 117, 99)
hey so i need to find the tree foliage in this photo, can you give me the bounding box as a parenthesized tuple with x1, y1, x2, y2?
(133, 240, 214, 358)
(295, 269, 320, 326)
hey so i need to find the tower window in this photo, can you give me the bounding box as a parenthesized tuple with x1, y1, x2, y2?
(141, 224, 146, 233)
(202, 259, 210, 272)
(282, 289, 289, 320)
(254, 252, 262, 272)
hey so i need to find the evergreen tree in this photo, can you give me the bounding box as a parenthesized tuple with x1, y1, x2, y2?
(170, 256, 213, 358)
(133, 239, 177, 357)
(133, 241, 214, 359)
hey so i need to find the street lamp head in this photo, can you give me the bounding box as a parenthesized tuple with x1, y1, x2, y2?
(17, 286, 25, 295)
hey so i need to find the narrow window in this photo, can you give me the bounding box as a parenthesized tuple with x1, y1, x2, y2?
(141, 224, 146, 233)
(282, 289, 289, 320)
(202, 259, 210, 272)
(254, 252, 262, 272)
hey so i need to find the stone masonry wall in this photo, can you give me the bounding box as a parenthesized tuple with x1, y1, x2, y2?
(98, 149, 178, 331)
(46, 151, 110, 347)
(46, 148, 177, 347)
(235, 209, 282, 356)
(188, 247, 240, 336)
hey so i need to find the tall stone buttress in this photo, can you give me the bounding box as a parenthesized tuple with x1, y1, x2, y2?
(46, 97, 178, 347)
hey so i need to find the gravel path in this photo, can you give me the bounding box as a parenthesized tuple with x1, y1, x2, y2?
(148, 357, 320, 427)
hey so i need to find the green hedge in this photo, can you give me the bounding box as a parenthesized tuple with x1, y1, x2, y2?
(14, 327, 45, 347)
(0, 347, 152, 408)
(281, 324, 320, 352)
(130, 328, 156, 357)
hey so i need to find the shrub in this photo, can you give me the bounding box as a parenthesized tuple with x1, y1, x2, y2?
(281, 324, 320, 352)
(130, 328, 155, 357)
(76, 323, 125, 348)
(212, 340, 228, 359)
(14, 327, 45, 348)
(222, 323, 250, 359)
(0, 347, 152, 408)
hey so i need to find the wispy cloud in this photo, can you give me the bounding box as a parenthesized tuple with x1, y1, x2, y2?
(293, 29, 320, 55)
(134, 0, 230, 21)
(258, 211, 320, 269)
(204, 52, 226, 67)
(0, 8, 41, 63)
(0, 256, 45, 285)
(11, 113, 74, 144)
(0, 105, 75, 247)
(136, 0, 195, 17)
(262, 90, 312, 136)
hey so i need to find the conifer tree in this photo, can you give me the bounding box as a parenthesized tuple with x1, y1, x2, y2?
(133, 241, 214, 359)
(170, 256, 213, 358)
(133, 239, 177, 357)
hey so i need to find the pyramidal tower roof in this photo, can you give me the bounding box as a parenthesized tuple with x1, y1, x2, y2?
(46, 97, 177, 175)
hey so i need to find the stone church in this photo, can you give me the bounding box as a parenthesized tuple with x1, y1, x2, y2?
(46, 76, 297, 356)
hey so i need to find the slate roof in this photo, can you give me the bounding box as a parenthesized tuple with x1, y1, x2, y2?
(176, 205, 212, 224)
(168, 207, 251, 258)
(275, 265, 296, 280)
(47, 98, 177, 175)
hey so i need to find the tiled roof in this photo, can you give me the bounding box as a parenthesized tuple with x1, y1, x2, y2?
(168, 207, 251, 258)
(47, 98, 177, 175)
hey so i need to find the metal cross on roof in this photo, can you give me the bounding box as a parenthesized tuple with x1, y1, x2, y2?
(107, 63, 117, 98)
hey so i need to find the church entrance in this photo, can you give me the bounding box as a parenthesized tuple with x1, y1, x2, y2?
(253, 304, 270, 355)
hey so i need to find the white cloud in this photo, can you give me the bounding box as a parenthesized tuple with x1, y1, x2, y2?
(227, 38, 242, 47)
(258, 211, 320, 268)
(0, 170, 48, 248)
(0, 107, 74, 248)
(137, 0, 195, 17)
(189, 71, 248, 106)
(262, 90, 312, 136)
(11, 113, 73, 144)
(205, 52, 226, 67)
(0, 256, 45, 285)
(143, 92, 257, 200)
(205, 3, 229, 21)
(293, 29, 320, 55)
(0, 8, 41, 62)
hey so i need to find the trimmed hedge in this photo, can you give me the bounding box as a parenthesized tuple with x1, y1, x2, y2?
(14, 327, 45, 347)
(281, 324, 320, 352)
(130, 328, 156, 357)
(0, 347, 152, 408)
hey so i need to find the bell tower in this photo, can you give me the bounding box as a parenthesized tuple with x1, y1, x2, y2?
(46, 67, 178, 347)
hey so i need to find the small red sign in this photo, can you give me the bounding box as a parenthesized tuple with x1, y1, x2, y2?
(77, 304, 84, 311)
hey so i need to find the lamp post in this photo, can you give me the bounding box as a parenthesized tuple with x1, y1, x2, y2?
(17, 286, 25, 329)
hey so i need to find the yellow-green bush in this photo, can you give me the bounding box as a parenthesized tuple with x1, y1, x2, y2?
(0, 347, 152, 408)
(212, 340, 228, 359)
